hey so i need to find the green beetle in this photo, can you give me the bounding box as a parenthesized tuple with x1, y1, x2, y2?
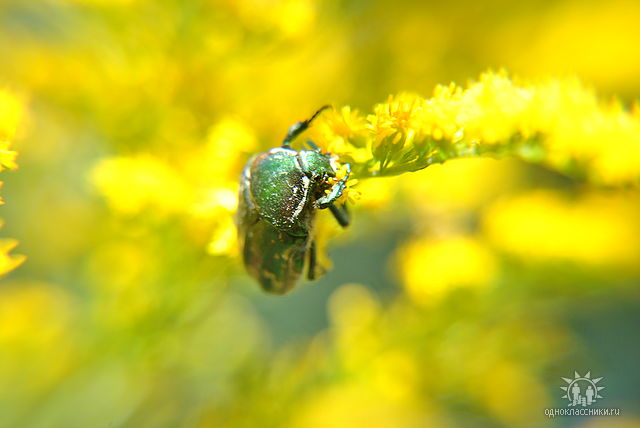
(237, 107, 350, 294)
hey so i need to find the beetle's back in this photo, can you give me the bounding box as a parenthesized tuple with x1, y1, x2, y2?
(248, 148, 312, 235)
(241, 218, 308, 294)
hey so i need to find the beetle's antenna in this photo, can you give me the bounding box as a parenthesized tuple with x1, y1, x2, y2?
(304, 140, 321, 152)
(282, 105, 331, 147)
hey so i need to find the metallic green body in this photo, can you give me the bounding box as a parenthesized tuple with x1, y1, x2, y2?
(238, 146, 348, 294)
(240, 218, 308, 294)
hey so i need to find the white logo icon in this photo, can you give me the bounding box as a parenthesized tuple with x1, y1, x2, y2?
(561, 371, 605, 407)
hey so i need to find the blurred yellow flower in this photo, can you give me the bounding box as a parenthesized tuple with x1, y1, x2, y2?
(0, 282, 72, 344)
(484, 190, 640, 268)
(315, 106, 369, 149)
(0, 140, 18, 172)
(0, 88, 23, 276)
(500, 0, 640, 94)
(85, 239, 163, 325)
(288, 383, 427, 428)
(305, 107, 372, 189)
(0, 282, 74, 395)
(477, 362, 548, 427)
(0, 89, 23, 143)
(207, 213, 238, 256)
(0, 236, 25, 276)
(227, 0, 317, 37)
(91, 155, 191, 215)
(403, 157, 522, 211)
(329, 283, 380, 333)
(370, 350, 420, 402)
(91, 118, 255, 257)
(193, 118, 258, 187)
(398, 236, 497, 305)
(328, 284, 382, 370)
(353, 176, 398, 209)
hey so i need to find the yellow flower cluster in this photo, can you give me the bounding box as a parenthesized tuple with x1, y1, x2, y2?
(284, 282, 557, 428)
(90, 117, 258, 257)
(0, 89, 24, 276)
(315, 71, 640, 185)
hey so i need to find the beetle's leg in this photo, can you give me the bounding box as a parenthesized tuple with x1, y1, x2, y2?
(282, 105, 331, 147)
(329, 203, 350, 228)
(316, 181, 346, 209)
(316, 162, 350, 209)
(307, 240, 317, 280)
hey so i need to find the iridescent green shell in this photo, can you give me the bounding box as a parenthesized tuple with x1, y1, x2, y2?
(237, 147, 345, 294)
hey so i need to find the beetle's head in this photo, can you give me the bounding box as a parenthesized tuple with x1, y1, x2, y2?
(297, 151, 350, 209)
(298, 150, 336, 180)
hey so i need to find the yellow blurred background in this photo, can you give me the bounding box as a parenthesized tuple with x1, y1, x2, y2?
(0, 0, 639, 427)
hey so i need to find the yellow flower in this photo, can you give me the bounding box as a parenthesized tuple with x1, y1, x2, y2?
(308, 106, 371, 168)
(484, 190, 640, 268)
(476, 362, 549, 427)
(194, 118, 258, 186)
(0, 236, 25, 276)
(0, 282, 74, 396)
(321, 71, 640, 184)
(287, 383, 424, 428)
(367, 93, 426, 170)
(458, 71, 532, 144)
(353, 177, 396, 209)
(191, 187, 240, 257)
(325, 163, 361, 205)
(321, 106, 369, 147)
(0, 89, 23, 143)
(398, 236, 497, 305)
(419, 82, 464, 141)
(226, 0, 317, 38)
(207, 212, 238, 256)
(91, 155, 191, 215)
(403, 157, 522, 211)
(328, 284, 382, 370)
(0, 89, 23, 277)
(0, 141, 18, 171)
